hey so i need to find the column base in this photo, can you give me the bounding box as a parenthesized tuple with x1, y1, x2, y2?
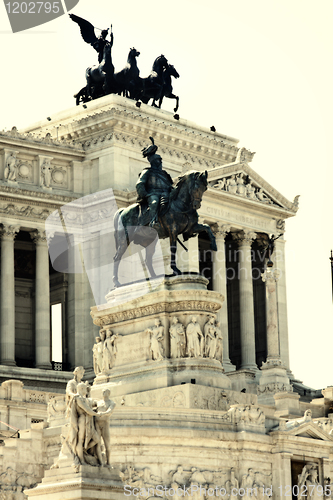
(222, 358, 236, 372)
(1, 359, 17, 366)
(35, 362, 52, 370)
(240, 363, 259, 372)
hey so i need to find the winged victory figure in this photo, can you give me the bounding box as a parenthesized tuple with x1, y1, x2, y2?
(69, 14, 113, 63)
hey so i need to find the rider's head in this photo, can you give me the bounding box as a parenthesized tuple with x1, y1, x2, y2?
(101, 29, 108, 39)
(149, 154, 162, 169)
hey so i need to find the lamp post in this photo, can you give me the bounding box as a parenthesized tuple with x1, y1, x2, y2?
(329, 250, 333, 300)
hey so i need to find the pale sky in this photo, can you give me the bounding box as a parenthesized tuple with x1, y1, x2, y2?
(0, 0, 332, 389)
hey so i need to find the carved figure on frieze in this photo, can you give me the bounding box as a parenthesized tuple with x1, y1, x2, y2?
(95, 388, 116, 466)
(186, 316, 203, 358)
(256, 188, 272, 204)
(215, 321, 223, 363)
(171, 465, 187, 489)
(4, 153, 18, 181)
(40, 158, 52, 188)
(204, 316, 216, 357)
(240, 469, 255, 500)
(169, 316, 186, 358)
(147, 318, 164, 361)
(213, 178, 227, 190)
(246, 182, 256, 200)
(226, 175, 237, 194)
(226, 468, 239, 498)
(103, 329, 118, 371)
(206, 326, 217, 359)
(236, 173, 246, 196)
(92, 336, 103, 375)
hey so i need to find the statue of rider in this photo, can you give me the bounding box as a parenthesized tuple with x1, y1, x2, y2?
(136, 138, 174, 230)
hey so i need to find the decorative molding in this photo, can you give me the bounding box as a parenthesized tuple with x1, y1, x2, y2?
(0, 203, 51, 220)
(92, 300, 221, 327)
(0, 127, 83, 151)
(0, 184, 77, 204)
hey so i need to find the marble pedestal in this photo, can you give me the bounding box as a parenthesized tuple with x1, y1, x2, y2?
(91, 275, 231, 397)
(257, 359, 292, 404)
(25, 462, 122, 500)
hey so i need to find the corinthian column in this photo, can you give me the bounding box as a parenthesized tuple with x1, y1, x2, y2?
(0, 224, 20, 365)
(30, 229, 52, 369)
(212, 223, 235, 371)
(232, 230, 257, 371)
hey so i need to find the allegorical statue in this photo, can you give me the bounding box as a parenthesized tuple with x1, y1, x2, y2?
(113, 138, 217, 286)
(136, 137, 174, 230)
(52, 367, 116, 469)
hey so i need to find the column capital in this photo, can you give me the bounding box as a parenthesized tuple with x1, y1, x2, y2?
(30, 229, 47, 244)
(232, 230, 256, 246)
(212, 223, 231, 239)
(261, 269, 280, 283)
(0, 224, 20, 240)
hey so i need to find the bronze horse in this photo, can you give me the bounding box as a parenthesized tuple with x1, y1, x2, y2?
(112, 171, 217, 287)
(135, 55, 169, 105)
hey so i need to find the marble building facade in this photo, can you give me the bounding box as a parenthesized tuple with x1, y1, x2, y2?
(0, 95, 332, 500)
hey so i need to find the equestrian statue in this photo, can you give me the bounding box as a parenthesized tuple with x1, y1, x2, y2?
(113, 138, 217, 287)
(70, 15, 179, 111)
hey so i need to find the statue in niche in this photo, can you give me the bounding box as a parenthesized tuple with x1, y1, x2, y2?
(169, 316, 186, 358)
(204, 316, 216, 357)
(4, 153, 18, 181)
(147, 318, 164, 361)
(215, 321, 223, 363)
(103, 329, 118, 371)
(186, 316, 203, 358)
(95, 388, 116, 466)
(298, 465, 322, 500)
(41, 159, 52, 188)
(92, 336, 103, 375)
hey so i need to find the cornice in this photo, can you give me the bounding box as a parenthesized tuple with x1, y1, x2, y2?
(0, 184, 78, 205)
(0, 127, 84, 155)
(50, 105, 254, 165)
